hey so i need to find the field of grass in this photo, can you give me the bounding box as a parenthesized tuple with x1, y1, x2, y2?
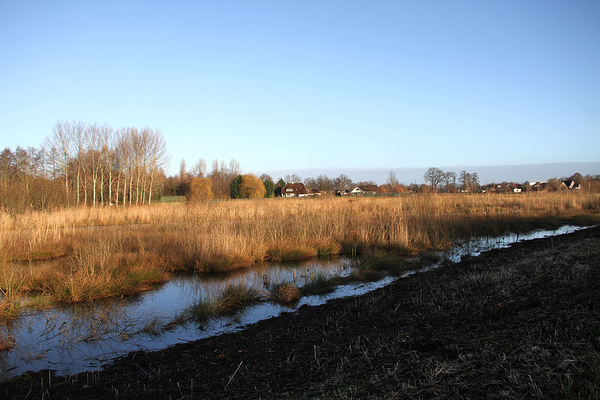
(1, 192, 599, 323)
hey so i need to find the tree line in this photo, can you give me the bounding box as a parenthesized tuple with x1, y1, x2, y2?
(422, 167, 480, 193)
(1, 120, 168, 212)
(2, 121, 599, 213)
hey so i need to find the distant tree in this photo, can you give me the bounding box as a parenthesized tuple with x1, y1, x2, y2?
(471, 172, 480, 191)
(240, 174, 266, 198)
(357, 180, 377, 187)
(210, 159, 241, 199)
(316, 175, 334, 193)
(459, 170, 479, 192)
(275, 178, 286, 197)
(0, 148, 14, 190)
(547, 178, 560, 191)
(179, 158, 188, 181)
(187, 177, 213, 201)
(259, 173, 273, 182)
(583, 174, 600, 192)
(46, 121, 73, 204)
(304, 176, 317, 188)
(444, 171, 457, 193)
(240, 174, 267, 199)
(263, 177, 275, 198)
(230, 175, 243, 199)
(568, 172, 584, 187)
(285, 174, 302, 183)
(190, 158, 207, 178)
(229, 159, 241, 177)
(259, 174, 275, 197)
(334, 174, 353, 192)
(387, 171, 399, 190)
(393, 184, 407, 194)
(423, 167, 445, 191)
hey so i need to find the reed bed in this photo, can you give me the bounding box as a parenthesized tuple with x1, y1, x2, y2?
(182, 284, 262, 323)
(1, 192, 599, 321)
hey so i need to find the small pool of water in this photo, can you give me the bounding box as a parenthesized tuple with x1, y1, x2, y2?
(0, 225, 585, 381)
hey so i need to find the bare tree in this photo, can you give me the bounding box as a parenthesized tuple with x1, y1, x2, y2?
(228, 159, 241, 178)
(285, 174, 302, 183)
(444, 171, 457, 193)
(146, 128, 169, 204)
(190, 158, 207, 178)
(70, 121, 88, 206)
(334, 174, 353, 192)
(179, 159, 188, 181)
(86, 123, 104, 206)
(423, 167, 445, 191)
(99, 124, 115, 205)
(387, 171, 399, 190)
(459, 170, 479, 192)
(46, 121, 73, 204)
(316, 175, 334, 193)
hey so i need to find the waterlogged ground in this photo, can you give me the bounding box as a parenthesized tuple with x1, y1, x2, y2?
(0, 225, 584, 381)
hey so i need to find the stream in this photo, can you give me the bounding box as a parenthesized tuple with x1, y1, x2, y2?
(0, 225, 583, 381)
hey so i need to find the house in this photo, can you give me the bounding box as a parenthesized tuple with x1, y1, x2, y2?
(310, 188, 322, 196)
(508, 183, 522, 193)
(349, 187, 364, 196)
(358, 185, 378, 196)
(281, 183, 312, 197)
(346, 185, 379, 196)
(561, 180, 581, 190)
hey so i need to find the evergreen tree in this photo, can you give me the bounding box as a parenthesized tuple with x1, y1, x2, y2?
(230, 175, 242, 199)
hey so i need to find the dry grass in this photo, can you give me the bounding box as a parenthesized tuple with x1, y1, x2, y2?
(266, 282, 302, 304)
(0, 192, 599, 321)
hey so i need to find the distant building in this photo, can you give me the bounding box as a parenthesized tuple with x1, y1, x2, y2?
(561, 180, 581, 190)
(281, 183, 312, 197)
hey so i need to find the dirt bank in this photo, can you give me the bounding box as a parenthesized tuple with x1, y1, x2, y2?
(2, 226, 600, 399)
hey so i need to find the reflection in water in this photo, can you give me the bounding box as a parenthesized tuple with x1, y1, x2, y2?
(0, 226, 584, 380)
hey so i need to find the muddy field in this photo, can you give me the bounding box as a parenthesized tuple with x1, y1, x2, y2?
(2, 226, 599, 399)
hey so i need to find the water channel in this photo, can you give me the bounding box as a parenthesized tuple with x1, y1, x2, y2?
(0, 225, 584, 381)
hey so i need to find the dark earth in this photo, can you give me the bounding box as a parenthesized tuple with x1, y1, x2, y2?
(2, 226, 600, 399)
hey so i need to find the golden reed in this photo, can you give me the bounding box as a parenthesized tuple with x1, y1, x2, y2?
(1, 191, 599, 320)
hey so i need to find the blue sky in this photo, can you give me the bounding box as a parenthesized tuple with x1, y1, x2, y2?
(1, 0, 599, 179)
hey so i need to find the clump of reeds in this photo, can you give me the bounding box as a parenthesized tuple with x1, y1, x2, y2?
(183, 284, 263, 323)
(0, 328, 14, 351)
(184, 298, 216, 323)
(214, 284, 262, 314)
(266, 282, 302, 304)
(301, 272, 339, 295)
(267, 243, 318, 263)
(139, 318, 164, 336)
(316, 241, 343, 258)
(0, 297, 21, 323)
(194, 255, 254, 273)
(0, 260, 25, 322)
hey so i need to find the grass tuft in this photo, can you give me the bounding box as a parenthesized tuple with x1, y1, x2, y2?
(183, 284, 263, 323)
(266, 282, 302, 304)
(301, 272, 339, 295)
(351, 269, 385, 281)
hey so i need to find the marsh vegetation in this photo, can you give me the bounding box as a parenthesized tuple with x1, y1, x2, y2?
(1, 192, 599, 326)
